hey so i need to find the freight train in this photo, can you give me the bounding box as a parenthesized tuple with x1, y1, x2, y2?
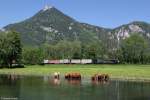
(43, 59, 119, 64)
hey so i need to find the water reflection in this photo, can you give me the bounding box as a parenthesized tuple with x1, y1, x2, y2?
(0, 75, 20, 99)
(0, 75, 150, 100)
(91, 80, 110, 85)
(7, 74, 18, 81)
(48, 78, 61, 86)
(65, 79, 81, 85)
(0, 74, 19, 85)
(43, 76, 61, 86)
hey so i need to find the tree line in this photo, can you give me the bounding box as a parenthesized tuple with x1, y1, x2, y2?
(23, 33, 150, 65)
(1, 31, 150, 67)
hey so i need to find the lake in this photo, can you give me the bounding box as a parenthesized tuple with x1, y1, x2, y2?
(0, 75, 150, 100)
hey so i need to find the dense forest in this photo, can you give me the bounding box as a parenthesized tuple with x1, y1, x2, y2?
(0, 31, 150, 67)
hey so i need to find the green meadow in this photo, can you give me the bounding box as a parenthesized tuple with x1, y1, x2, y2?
(0, 64, 150, 81)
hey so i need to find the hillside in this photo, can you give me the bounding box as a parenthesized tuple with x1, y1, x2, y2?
(4, 6, 110, 46)
(4, 6, 150, 49)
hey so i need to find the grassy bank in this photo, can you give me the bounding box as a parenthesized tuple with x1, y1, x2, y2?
(0, 64, 150, 81)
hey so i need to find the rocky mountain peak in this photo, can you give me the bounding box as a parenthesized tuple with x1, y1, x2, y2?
(0, 28, 5, 32)
(43, 5, 53, 11)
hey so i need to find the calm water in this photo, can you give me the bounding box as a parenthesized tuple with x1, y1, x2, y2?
(0, 75, 150, 100)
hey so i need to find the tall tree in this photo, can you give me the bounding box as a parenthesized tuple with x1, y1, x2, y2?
(7, 31, 22, 67)
(0, 31, 22, 67)
(120, 33, 148, 64)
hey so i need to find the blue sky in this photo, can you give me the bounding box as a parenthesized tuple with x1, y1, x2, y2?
(0, 0, 149, 28)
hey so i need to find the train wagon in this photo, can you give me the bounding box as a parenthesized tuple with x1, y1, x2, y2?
(81, 59, 92, 64)
(59, 59, 70, 64)
(43, 59, 119, 64)
(71, 59, 81, 64)
(48, 60, 60, 64)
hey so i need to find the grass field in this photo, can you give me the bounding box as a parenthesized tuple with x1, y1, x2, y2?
(0, 64, 150, 81)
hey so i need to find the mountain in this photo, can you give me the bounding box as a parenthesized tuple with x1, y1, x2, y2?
(0, 28, 5, 32)
(4, 6, 110, 46)
(112, 21, 150, 41)
(4, 5, 150, 49)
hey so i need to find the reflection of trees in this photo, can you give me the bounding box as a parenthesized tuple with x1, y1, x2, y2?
(0, 74, 19, 84)
(66, 79, 81, 85)
(91, 80, 110, 85)
(116, 81, 120, 100)
(115, 81, 150, 100)
(0, 75, 21, 98)
(18, 76, 150, 100)
(1, 75, 149, 100)
(19, 76, 46, 100)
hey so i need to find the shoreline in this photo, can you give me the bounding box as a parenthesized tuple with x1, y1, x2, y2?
(0, 72, 150, 82)
(0, 64, 150, 82)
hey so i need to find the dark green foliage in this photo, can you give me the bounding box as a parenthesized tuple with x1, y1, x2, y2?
(119, 33, 148, 64)
(43, 40, 82, 59)
(0, 31, 22, 67)
(41, 40, 105, 60)
(81, 40, 103, 59)
(22, 47, 44, 65)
